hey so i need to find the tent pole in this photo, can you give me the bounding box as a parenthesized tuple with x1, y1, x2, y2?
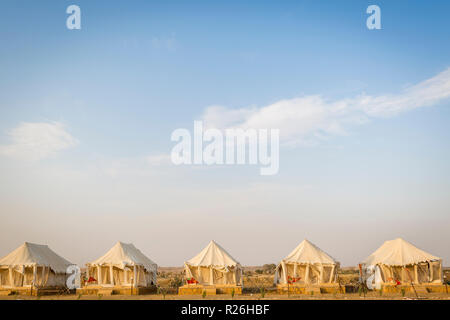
(109, 265, 114, 285)
(33, 265, 37, 287)
(414, 265, 419, 284)
(305, 264, 310, 285)
(133, 265, 137, 287)
(97, 266, 102, 286)
(319, 265, 324, 284)
(390, 266, 394, 283)
(210, 267, 214, 285)
(240, 267, 243, 286)
(8, 267, 13, 288)
(329, 265, 335, 283)
(281, 261, 287, 284)
(143, 267, 147, 287)
(197, 266, 202, 283)
(429, 262, 433, 282)
(42, 266, 46, 287)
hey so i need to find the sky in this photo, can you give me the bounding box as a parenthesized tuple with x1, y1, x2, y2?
(0, 0, 449, 267)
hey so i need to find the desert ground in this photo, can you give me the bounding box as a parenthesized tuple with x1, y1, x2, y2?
(1, 266, 449, 300)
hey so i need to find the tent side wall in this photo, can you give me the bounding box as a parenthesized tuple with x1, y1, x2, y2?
(87, 265, 156, 287)
(386, 262, 442, 284)
(185, 264, 242, 285)
(366, 260, 443, 286)
(276, 262, 338, 285)
(0, 266, 68, 288)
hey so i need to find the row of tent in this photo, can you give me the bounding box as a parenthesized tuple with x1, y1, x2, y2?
(0, 238, 443, 290)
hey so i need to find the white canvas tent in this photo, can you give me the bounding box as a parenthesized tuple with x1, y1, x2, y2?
(361, 238, 443, 289)
(86, 242, 157, 287)
(0, 242, 74, 289)
(184, 240, 243, 286)
(274, 239, 339, 285)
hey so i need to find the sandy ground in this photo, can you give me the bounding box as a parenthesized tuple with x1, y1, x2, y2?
(1, 292, 450, 300)
(1, 268, 448, 300)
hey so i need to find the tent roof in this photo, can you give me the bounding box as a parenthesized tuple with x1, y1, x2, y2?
(282, 239, 338, 265)
(0, 242, 73, 274)
(185, 240, 240, 267)
(362, 238, 441, 266)
(88, 242, 157, 272)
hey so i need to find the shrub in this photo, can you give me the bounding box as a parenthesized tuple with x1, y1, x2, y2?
(262, 264, 276, 274)
(169, 276, 183, 288)
(157, 286, 167, 300)
(260, 288, 266, 298)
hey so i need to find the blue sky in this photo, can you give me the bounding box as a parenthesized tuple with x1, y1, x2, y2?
(0, 1, 449, 266)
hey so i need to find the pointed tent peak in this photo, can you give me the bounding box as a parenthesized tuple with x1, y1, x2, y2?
(206, 240, 222, 248)
(389, 238, 425, 248)
(207, 240, 222, 248)
(301, 238, 314, 245)
(185, 240, 240, 267)
(89, 242, 157, 272)
(115, 241, 129, 245)
(204, 240, 228, 252)
(23, 241, 44, 247)
(282, 239, 338, 265)
(299, 239, 321, 249)
(113, 241, 128, 247)
(294, 239, 323, 252)
(389, 238, 407, 244)
(112, 241, 128, 253)
(111, 241, 141, 254)
(362, 238, 441, 266)
(0, 242, 73, 274)
(206, 240, 231, 252)
(113, 241, 131, 250)
(21, 241, 31, 249)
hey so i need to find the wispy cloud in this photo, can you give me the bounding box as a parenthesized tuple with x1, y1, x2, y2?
(0, 122, 78, 161)
(201, 68, 450, 146)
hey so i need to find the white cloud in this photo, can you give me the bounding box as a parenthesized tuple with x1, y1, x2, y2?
(201, 68, 450, 146)
(0, 122, 78, 161)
